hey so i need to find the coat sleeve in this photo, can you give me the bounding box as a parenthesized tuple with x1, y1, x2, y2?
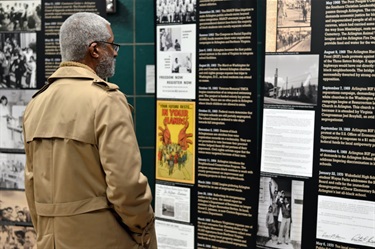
(23, 126, 38, 230)
(95, 90, 155, 246)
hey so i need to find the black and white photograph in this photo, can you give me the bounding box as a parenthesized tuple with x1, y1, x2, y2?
(0, 89, 35, 150)
(264, 54, 319, 107)
(161, 203, 175, 217)
(157, 23, 196, 99)
(0, 153, 25, 190)
(276, 27, 311, 53)
(0, 190, 31, 224)
(277, 0, 311, 28)
(0, 0, 42, 31)
(106, 0, 116, 13)
(171, 53, 192, 73)
(257, 176, 304, 249)
(0, 225, 36, 249)
(0, 32, 37, 89)
(156, 0, 196, 24)
(159, 27, 182, 52)
(155, 184, 191, 223)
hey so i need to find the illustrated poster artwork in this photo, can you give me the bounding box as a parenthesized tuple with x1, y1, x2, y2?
(156, 100, 195, 184)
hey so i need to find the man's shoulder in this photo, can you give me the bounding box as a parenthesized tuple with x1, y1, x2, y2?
(92, 80, 119, 91)
(33, 68, 120, 100)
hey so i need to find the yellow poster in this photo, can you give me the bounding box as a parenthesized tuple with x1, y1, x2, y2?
(156, 100, 195, 184)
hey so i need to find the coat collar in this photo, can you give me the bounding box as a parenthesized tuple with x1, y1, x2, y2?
(47, 61, 101, 84)
(33, 61, 119, 98)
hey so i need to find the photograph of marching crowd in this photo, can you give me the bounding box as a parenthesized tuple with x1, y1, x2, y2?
(0, 33, 37, 89)
(0, 0, 41, 32)
(156, 0, 196, 24)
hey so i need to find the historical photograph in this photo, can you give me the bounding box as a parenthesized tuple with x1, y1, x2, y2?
(156, 0, 196, 24)
(0, 0, 42, 31)
(159, 27, 182, 52)
(276, 27, 311, 52)
(0, 226, 36, 248)
(264, 54, 319, 107)
(266, 0, 312, 53)
(0, 32, 37, 89)
(0, 190, 31, 224)
(106, 0, 116, 13)
(0, 153, 25, 190)
(0, 89, 35, 150)
(171, 53, 192, 73)
(277, 0, 311, 28)
(257, 176, 304, 249)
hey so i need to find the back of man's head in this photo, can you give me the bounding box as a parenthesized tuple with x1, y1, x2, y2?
(59, 12, 111, 62)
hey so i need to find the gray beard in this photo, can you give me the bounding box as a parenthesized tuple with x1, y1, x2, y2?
(96, 54, 115, 79)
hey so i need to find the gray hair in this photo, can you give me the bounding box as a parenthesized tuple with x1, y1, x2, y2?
(59, 12, 111, 62)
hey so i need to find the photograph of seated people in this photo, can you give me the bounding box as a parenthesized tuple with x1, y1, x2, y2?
(0, 1, 41, 31)
(156, 0, 196, 24)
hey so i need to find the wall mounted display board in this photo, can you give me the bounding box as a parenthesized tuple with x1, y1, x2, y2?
(261, 0, 375, 248)
(155, 0, 375, 248)
(155, 0, 259, 248)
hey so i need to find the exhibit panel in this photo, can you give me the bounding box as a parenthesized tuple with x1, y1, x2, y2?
(155, 0, 375, 248)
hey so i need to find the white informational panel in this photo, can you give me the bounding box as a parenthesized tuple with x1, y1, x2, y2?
(155, 183, 191, 223)
(156, 24, 196, 100)
(155, 219, 194, 249)
(317, 195, 375, 248)
(261, 109, 315, 177)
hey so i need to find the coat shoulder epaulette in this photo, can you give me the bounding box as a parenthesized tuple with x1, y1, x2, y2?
(32, 83, 52, 98)
(92, 79, 119, 91)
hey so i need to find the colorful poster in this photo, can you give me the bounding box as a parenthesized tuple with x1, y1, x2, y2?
(156, 100, 195, 184)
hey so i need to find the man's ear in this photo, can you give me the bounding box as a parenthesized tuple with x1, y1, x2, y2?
(88, 43, 100, 59)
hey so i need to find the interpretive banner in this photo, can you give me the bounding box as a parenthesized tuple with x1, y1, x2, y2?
(259, 0, 375, 249)
(155, 0, 375, 248)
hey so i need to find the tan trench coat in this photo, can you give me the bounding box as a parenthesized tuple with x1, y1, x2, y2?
(23, 62, 157, 249)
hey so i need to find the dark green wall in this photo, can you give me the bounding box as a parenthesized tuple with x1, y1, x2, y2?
(107, 0, 156, 193)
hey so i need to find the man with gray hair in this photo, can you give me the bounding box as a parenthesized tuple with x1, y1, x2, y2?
(23, 12, 157, 249)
